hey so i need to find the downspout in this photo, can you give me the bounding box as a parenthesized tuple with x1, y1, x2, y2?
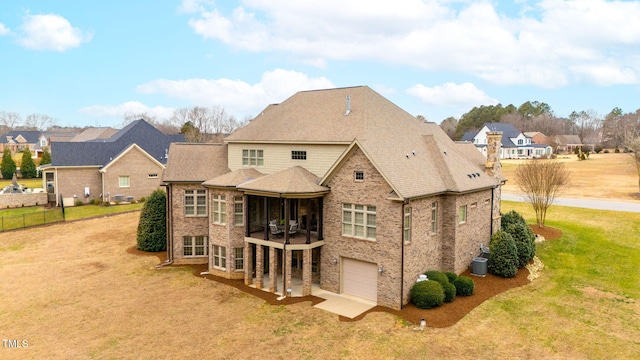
(400, 201, 405, 310)
(156, 183, 173, 267)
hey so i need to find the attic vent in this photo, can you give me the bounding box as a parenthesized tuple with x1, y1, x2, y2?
(344, 95, 351, 116)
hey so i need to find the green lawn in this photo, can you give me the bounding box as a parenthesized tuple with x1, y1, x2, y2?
(0, 203, 143, 231)
(0, 178, 43, 189)
(497, 201, 640, 358)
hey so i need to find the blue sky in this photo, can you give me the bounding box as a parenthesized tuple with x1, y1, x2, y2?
(1, 0, 640, 129)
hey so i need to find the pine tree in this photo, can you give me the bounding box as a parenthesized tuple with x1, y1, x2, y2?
(136, 189, 167, 252)
(20, 149, 37, 179)
(1, 148, 16, 180)
(41, 147, 51, 165)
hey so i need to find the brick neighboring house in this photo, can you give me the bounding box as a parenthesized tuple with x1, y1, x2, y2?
(553, 135, 583, 153)
(40, 120, 184, 206)
(162, 86, 505, 310)
(462, 123, 552, 159)
(0, 130, 76, 159)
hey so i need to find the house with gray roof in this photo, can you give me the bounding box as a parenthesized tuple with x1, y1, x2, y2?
(0, 130, 77, 160)
(40, 119, 184, 206)
(162, 86, 504, 310)
(462, 122, 552, 159)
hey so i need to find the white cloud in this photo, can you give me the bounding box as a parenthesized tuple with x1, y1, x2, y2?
(184, 0, 640, 87)
(136, 69, 334, 116)
(17, 14, 92, 51)
(0, 23, 10, 36)
(406, 82, 498, 108)
(78, 101, 175, 120)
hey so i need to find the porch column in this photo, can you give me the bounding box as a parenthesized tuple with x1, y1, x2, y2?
(305, 198, 311, 244)
(285, 248, 292, 297)
(244, 194, 250, 237)
(269, 247, 277, 293)
(263, 197, 269, 240)
(318, 197, 324, 240)
(244, 243, 253, 286)
(255, 245, 264, 290)
(302, 248, 312, 296)
(284, 198, 290, 245)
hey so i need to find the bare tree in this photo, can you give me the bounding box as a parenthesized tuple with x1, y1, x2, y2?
(623, 111, 640, 194)
(23, 113, 56, 130)
(0, 111, 22, 133)
(439, 116, 457, 139)
(168, 106, 248, 143)
(515, 159, 571, 227)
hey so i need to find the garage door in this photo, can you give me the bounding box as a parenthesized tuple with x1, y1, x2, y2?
(342, 258, 378, 302)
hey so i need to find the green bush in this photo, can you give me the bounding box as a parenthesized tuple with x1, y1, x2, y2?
(501, 210, 527, 230)
(20, 149, 37, 179)
(1, 148, 16, 180)
(410, 280, 445, 309)
(441, 280, 456, 303)
(488, 230, 519, 278)
(444, 271, 458, 283)
(136, 189, 167, 252)
(453, 276, 474, 296)
(74, 200, 84, 207)
(505, 222, 536, 268)
(424, 270, 449, 285)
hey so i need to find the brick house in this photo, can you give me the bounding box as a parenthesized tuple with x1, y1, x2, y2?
(40, 120, 184, 206)
(162, 86, 504, 310)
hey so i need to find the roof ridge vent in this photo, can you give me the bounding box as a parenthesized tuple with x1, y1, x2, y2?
(344, 95, 351, 116)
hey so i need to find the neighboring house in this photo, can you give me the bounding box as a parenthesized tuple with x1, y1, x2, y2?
(553, 135, 583, 153)
(462, 123, 552, 159)
(70, 127, 118, 142)
(0, 130, 77, 158)
(524, 131, 549, 145)
(40, 120, 184, 206)
(162, 86, 505, 310)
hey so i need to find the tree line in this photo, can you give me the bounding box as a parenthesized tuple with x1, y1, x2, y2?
(436, 102, 640, 151)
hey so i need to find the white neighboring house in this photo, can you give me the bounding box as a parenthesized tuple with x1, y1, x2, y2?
(461, 122, 552, 159)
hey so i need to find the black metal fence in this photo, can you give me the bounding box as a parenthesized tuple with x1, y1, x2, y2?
(0, 208, 65, 232)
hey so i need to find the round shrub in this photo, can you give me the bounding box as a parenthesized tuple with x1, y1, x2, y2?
(453, 276, 474, 296)
(501, 210, 527, 230)
(424, 270, 449, 285)
(444, 271, 458, 283)
(488, 230, 518, 278)
(505, 222, 536, 268)
(136, 189, 167, 252)
(441, 280, 456, 303)
(410, 280, 445, 309)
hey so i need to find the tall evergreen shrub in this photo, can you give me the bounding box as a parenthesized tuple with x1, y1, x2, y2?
(1, 148, 16, 180)
(20, 149, 37, 179)
(136, 190, 167, 252)
(488, 230, 519, 278)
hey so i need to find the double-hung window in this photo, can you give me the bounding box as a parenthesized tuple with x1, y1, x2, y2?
(183, 236, 207, 257)
(458, 205, 467, 224)
(242, 149, 264, 166)
(213, 245, 227, 269)
(185, 190, 207, 216)
(431, 201, 438, 233)
(213, 195, 226, 224)
(342, 203, 376, 240)
(234, 248, 244, 271)
(119, 176, 130, 188)
(233, 196, 243, 226)
(403, 207, 411, 243)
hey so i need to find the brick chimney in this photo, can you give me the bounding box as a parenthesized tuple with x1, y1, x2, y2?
(485, 131, 502, 179)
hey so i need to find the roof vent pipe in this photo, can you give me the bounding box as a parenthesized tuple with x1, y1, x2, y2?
(344, 95, 351, 116)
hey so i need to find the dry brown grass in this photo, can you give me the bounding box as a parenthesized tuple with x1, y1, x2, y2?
(501, 153, 639, 201)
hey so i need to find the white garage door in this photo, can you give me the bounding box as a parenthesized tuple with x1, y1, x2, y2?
(342, 258, 378, 302)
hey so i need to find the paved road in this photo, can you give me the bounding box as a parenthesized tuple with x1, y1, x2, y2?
(501, 193, 640, 213)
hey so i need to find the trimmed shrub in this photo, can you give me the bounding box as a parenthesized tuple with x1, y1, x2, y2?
(444, 271, 458, 283)
(505, 222, 536, 268)
(488, 230, 519, 278)
(424, 270, 449, 285)
(74, 200, 84, 207)
(410, 280, 445, 309)
(453, 276, 474, 296)
(136, 189, 167, 252)
(441, 280, 456, 303)
(1, 148, 16, 180)
(501, 210, 527, 230)
(20, 149, 37, 179)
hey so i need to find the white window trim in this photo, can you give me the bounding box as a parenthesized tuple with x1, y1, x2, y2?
(183, 236, 208, 257)
(242, 149, 264, 166)
(431, 201, 438, 233)
(354, 171, 364, 182)
(342, 203, 376, 240)
(234, 247, 244, 271)
(213, 245, 227, 270)
(233, 196, 244, 226)
(403, 206, 411, 243)
(213, 194, 226, 224)
(118, 176, 130, 188)
(458, 205, 467, 224)
(185, 190, 207, 217)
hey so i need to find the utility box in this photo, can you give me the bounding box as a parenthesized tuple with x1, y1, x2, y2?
(472, 257, 488, 276)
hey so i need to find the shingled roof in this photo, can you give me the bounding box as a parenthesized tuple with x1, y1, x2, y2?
(162, 143, 229, 183)
(48, 120, 185, 167)
(231, 86, 498, 200)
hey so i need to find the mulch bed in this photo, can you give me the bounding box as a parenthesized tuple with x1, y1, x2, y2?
(141, 225, 562, 328)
